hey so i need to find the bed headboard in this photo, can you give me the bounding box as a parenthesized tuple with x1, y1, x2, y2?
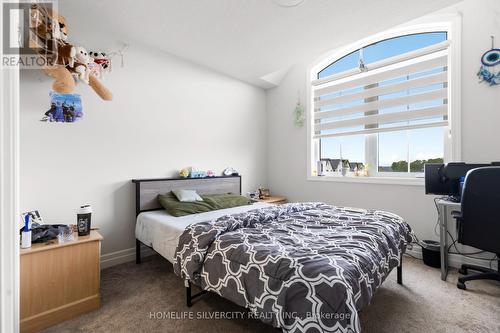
(131, 176, 241, 216)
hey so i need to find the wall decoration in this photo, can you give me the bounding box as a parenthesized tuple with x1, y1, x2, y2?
(41, 92, 83, 122)
(21, 210, 44, 226)
(294, 101, 305, 127)
(107, 43, 129, 69)
(477, 36, 500, 86)
(293, 91, 305, 127)
(30, 4, 114, 110)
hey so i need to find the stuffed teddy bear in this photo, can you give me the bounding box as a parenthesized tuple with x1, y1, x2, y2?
(68, 46, 91, 84)
(44, 66, 75, 94)
(89, 75, 113, 100)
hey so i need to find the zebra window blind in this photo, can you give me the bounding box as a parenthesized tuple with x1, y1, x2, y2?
(312, 40, 450, 139)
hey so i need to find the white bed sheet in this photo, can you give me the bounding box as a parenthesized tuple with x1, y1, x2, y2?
(135, 202, 272, 263)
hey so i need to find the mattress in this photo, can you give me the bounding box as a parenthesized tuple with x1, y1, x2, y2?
(135, 202, 272, 263)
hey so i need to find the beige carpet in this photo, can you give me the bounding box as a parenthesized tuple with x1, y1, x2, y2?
(43, 255, 500, 333)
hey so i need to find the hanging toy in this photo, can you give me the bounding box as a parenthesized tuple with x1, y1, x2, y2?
(88, 51, 111, 79)
(477, 36, 500, 86)
(293, 91, 305, 127)
(30, 4, 113, 101)
(67, 46, 91, 84)
(477, 66, 500, 85)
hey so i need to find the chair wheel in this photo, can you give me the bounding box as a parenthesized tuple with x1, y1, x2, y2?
(458, 268, 467, 275)
(457, 282, 466, 290)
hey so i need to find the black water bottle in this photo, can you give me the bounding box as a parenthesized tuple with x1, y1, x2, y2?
(76, 205, 92, 236)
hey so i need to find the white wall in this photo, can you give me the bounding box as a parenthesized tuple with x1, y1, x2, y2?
(20, 44, 267, 257)
(266, 0, 500, 263)
(19, 0, 499, 268)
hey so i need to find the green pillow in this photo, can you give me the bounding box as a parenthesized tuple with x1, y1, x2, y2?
(158, 192, 251, 217)
(158, 192, 213, 217)
(201, 193, 251, 210)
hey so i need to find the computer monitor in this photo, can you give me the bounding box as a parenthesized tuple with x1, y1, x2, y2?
(425, 162, 498, 197)
(424, 163, 449, 195)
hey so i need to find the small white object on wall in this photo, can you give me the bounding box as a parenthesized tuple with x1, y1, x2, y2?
(272, 0, 305, 8)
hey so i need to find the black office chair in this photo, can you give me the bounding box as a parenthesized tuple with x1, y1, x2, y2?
(452, 167, 500, 290)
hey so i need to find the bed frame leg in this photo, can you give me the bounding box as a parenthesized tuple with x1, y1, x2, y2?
(186, 281, 207, 307)
(186, 282, 192, 307)
(397, 255, 403, 285)
(136, 239, 141, 264)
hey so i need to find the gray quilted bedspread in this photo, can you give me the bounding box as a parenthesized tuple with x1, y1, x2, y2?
(174, 202, 413, 333)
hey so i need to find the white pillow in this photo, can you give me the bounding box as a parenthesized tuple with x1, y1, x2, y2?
(172, 189, 203, 202)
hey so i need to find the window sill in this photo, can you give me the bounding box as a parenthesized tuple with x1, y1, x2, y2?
(307, 175, 424, 186)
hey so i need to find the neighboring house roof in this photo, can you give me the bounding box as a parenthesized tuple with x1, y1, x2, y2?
(330, 159, 341, 170)
(321, 158, 350, 171)
(349, 162, 364, 171)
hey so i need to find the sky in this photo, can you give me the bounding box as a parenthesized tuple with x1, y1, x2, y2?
(318, 32, 447, 169)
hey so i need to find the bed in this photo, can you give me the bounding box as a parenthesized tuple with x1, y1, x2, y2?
(132, 176, 413, 333)
(136, 202, 272, 263)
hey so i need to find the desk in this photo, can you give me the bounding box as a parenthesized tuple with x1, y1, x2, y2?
(436, 199, 461, 281)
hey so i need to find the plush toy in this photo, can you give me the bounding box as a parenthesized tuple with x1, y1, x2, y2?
(68, 46, 91, 84)
(179, 169, 190, 178)
(43, 66, 75, 94)
(223, 167, 238, 176)
(30, 4, 113, 101)
(89, 75, 113, 100)
(90, 51, 110, 70)
(190, 170, 207, 178)
(206, 170, 216, 177)
(30, 5, 75, 67)
(88, 51, 111, 78)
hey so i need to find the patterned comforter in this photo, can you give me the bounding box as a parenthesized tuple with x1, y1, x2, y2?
(174, 202, 413, 333)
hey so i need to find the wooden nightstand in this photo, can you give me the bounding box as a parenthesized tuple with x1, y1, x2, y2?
(20, 230, 103, 333)
(257, 196, 287, 204)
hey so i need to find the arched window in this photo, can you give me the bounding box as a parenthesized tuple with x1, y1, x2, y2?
(309, 29, 457, 179)
(318, 32, 447, 79)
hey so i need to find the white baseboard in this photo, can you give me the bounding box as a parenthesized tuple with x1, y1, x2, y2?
(406, 247, 498, 271)
(100, 244, 497, 271)
(100, 244, 155, 269)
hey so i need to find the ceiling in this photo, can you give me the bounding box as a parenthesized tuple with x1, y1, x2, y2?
(61, 0, 460, 89)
